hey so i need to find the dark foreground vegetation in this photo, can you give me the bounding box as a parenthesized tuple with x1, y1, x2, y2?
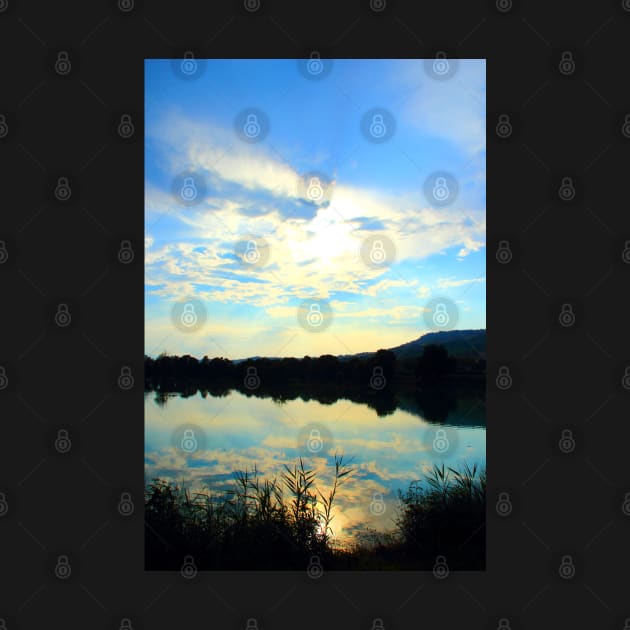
(145, 458, 486, 571)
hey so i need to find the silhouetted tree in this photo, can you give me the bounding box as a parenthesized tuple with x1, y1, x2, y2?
(372, 349, 396, 379)
(415, 345, 455, 383)
(143, 342, 484, 414)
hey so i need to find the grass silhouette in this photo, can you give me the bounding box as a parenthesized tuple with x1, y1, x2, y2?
(145, 457, 485, 570)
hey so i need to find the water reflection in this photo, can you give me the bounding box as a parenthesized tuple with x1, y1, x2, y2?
(146, 381, 485, 426)
(145, 384, 485, 547)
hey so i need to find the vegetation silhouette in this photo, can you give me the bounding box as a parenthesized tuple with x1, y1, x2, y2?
(145, 459, 485, 571)
(145, 344, 485, 424)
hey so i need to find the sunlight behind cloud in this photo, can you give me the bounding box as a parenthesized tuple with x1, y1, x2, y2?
(145, 59, 486, 358)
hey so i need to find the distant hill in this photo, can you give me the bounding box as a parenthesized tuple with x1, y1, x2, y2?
(231, 329, 486, 363)
(387, 329, 486, 360)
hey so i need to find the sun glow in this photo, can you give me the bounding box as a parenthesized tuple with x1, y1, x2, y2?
(301, 206, 357, 265)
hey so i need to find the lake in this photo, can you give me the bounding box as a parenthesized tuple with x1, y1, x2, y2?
(144, 387, 486, 548)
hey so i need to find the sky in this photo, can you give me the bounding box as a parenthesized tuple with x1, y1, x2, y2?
(145, 58, 486, 360)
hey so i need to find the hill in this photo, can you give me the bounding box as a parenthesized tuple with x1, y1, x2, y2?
(230, 329, 486, 363)
(387, 329, 486, 360)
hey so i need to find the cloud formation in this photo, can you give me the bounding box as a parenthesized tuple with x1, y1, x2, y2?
(145, 60, 486, 358)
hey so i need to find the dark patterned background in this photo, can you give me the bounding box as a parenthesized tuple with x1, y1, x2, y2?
(1, 0, 629, 628)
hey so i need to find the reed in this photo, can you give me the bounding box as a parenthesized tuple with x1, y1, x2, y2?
(145, 458, 485, 570)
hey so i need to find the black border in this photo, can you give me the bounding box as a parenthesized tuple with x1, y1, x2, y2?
(2, 1, 629, 627)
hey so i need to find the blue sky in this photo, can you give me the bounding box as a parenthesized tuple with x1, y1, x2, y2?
(145, 59, 486, 359)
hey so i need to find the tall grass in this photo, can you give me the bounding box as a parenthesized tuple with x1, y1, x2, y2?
(145, 459, 485, 570)
(145, 454, 354, 570)
(394, 462, 486, 569)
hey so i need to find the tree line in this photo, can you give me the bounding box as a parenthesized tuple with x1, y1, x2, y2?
(145, 344, 485, 390)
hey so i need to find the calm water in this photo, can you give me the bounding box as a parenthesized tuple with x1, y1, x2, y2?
(145, 389, 485, 546)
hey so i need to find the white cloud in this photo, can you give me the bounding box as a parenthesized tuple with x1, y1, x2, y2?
(144, 106, 486, 356)
(437, 276, 485, 289)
